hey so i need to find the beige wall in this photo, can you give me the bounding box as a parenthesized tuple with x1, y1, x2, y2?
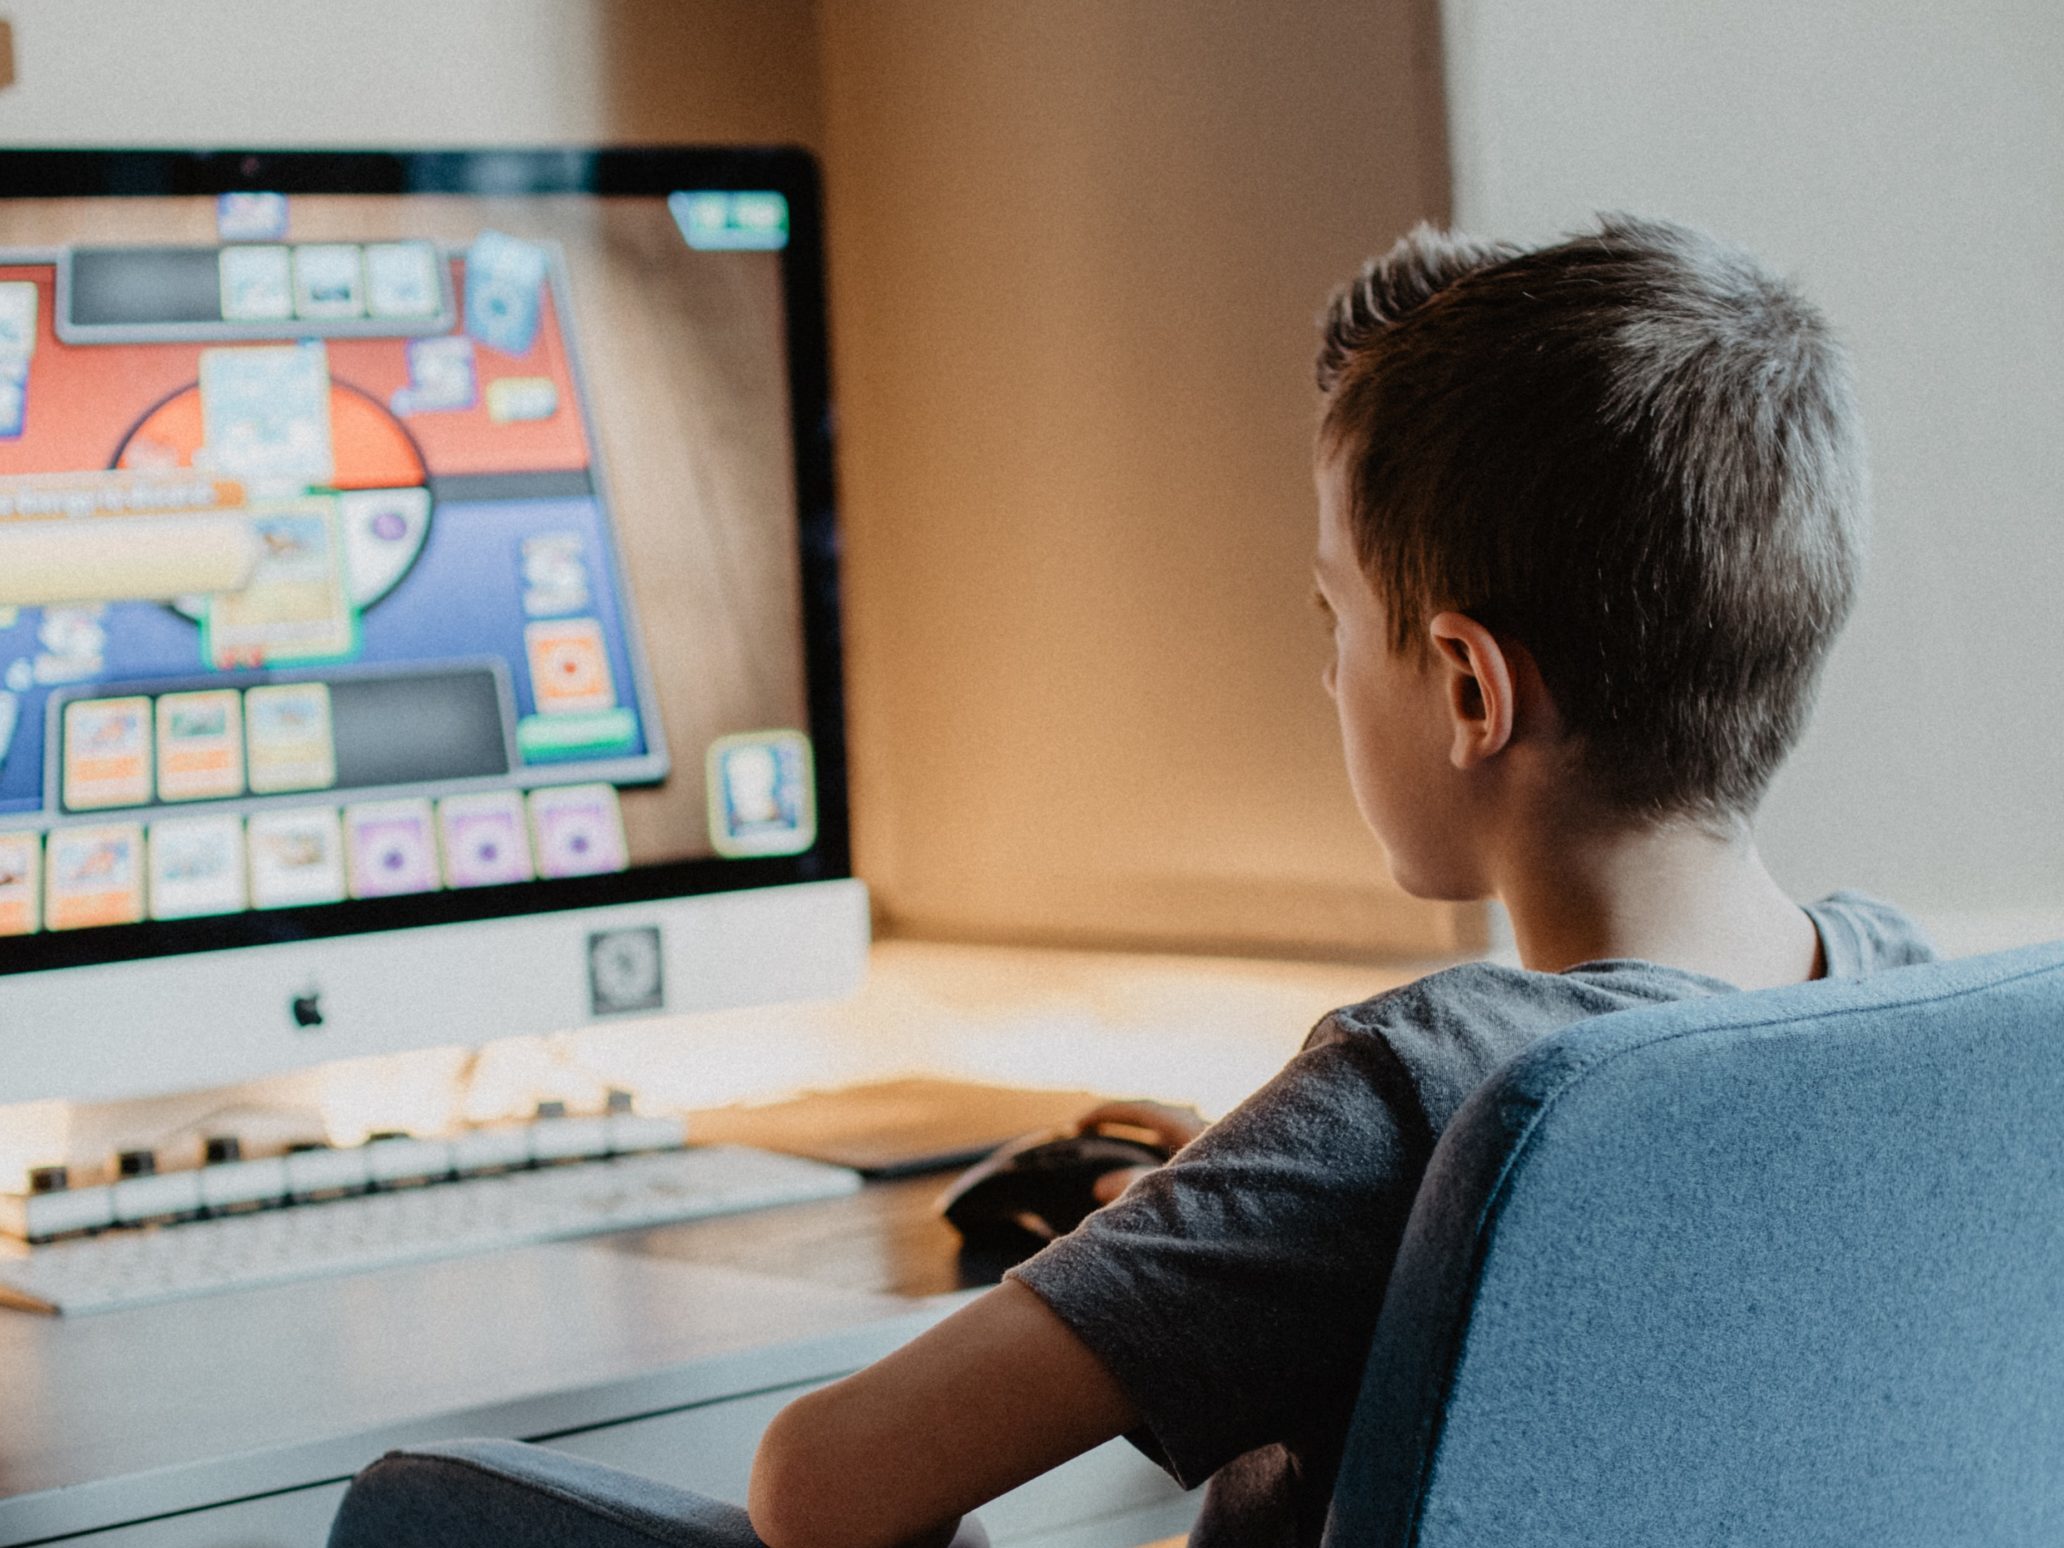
(0, 0, 1473, 961)
(822, 0, 1473, 958)
(1442, 0, 2064, 947)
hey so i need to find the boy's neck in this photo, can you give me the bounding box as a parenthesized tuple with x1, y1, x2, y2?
(1495, 817, 1822, 988)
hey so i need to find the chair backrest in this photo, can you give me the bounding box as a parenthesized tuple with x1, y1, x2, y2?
(1322, 943, 2064, 1548)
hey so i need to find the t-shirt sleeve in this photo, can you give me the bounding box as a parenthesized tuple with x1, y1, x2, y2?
(1810, 889, 1939, 975)
(1006, 1026, 1432, 1487)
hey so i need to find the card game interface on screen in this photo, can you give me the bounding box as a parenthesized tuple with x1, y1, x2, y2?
(0, 189, 820, 937)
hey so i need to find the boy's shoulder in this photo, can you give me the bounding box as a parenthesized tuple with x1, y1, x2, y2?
(1310, 958, 1701, 1132)
(1311, 890, 1934, 1128)
(1805, 888, 1938, 974)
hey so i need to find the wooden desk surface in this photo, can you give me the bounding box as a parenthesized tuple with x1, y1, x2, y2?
(617, 1171, 1006, 1301)
(0, 1176, 997, 1545)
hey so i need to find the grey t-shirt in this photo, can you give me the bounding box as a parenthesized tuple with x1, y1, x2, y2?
(1009, 891, 1936, 1548)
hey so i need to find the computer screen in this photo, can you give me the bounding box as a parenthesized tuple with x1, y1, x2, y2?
(0, 149, 861, 1102)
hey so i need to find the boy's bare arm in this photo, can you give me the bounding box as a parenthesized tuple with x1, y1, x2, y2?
(748, 1279, 1139, 1548)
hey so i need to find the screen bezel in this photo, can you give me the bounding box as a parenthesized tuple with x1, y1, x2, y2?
(0, 146, 850, 977)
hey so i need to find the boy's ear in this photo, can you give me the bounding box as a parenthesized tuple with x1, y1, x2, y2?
(1426, 611, 1517, 770)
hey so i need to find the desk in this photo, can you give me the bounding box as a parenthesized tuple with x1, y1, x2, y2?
(0, 1176, 1198, 1548)
(0, 942, 1424, 1547)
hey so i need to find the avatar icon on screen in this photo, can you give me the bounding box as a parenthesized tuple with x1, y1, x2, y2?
(707, 731, 815, 858)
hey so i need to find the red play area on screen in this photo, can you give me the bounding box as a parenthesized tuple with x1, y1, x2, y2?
(0, 262, 592, 481)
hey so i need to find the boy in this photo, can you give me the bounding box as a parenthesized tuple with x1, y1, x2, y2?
(329, 216, 1933, 1548)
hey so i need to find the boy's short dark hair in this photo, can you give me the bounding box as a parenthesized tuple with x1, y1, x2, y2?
(1317, 214, 1866, 826)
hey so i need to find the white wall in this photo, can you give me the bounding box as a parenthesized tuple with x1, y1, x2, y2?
(1442, 0, 2064, 944)
(0, 0, 817, 146)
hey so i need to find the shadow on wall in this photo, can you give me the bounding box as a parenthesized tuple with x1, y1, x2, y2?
(593, 0, 822, 148)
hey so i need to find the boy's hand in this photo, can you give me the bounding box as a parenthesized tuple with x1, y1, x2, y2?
(1072, 1099, 1209, 1204)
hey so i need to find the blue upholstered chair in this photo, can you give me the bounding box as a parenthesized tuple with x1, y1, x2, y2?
(1323, 942, 2064, 1547)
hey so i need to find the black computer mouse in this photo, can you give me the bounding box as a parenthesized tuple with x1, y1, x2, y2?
(937, 1126, 1171, 1262)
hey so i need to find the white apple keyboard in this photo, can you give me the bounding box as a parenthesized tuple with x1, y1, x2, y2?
(0, 1143, 862, 1316)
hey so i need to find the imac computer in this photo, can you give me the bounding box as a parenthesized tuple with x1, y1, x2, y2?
(0, 148, 864, 1108)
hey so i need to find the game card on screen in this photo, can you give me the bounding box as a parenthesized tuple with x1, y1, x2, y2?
(45, 824, 146, 930)
(438, 791, 534, 888)
(62, 697, 153, 811)
(0, 832, 40, 935)
(247, 807, 346, 909)
(344, 799, 439, 899)
(0, 360, 26, 441)
(528, 784, 627, 878)
(0, 280, 38, 356)
(291, 245, 365, 320)
(198, 342, 334, 485)
(364, 242, 440, 319)
(245, 682, 336, 793)
(155, 689, 245, 802)
(147, 814, 247, 919)
(206, 501, 356, 667)
(218, 246, 293, 322)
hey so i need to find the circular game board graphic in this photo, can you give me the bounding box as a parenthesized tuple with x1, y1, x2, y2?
(113, 380, 434, 615)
